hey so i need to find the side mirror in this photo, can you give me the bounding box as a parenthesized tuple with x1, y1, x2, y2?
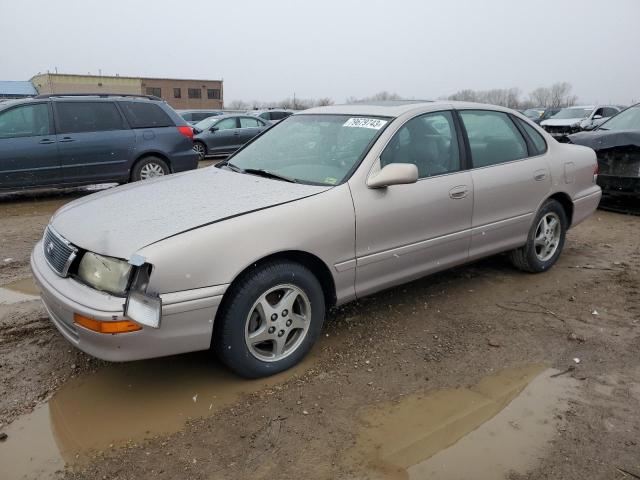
(593, 115, 603, 120)
(209, 126, 219, 132)
(367, 163, 419, 189)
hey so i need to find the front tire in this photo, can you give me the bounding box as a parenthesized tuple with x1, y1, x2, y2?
(131, 156, 169, 182)
(213, 261, 325, 378)
(509, 199, 568, 272)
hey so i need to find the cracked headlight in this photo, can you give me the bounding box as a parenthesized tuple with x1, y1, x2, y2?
(77, 252, 132, 295)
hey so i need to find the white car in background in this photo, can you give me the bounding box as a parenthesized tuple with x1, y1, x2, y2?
(541, 105, 624, 140)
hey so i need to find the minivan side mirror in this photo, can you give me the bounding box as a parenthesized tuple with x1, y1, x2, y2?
(367, 163, 419, 189)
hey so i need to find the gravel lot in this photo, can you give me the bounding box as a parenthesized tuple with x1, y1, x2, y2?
(0, 181, 638, 479)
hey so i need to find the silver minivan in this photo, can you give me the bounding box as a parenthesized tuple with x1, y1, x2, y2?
(31, 101, 601, 377)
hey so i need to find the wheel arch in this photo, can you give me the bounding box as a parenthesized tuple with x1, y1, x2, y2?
(216, 250, 337, 320)
(132, 151, 173, 174)
(547, 191, 574, 227)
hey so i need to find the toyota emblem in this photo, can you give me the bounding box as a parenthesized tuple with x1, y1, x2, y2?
(46, 241, 55, 255)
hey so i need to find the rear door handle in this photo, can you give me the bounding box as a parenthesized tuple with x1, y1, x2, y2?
(449, 185, 469, 199)
(39, 138, 55, 144)
(59, 136, 75, 143)
(534, 170, 547, 181)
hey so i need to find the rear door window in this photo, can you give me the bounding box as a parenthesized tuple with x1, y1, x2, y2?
(119, 101, 174, 128)
(0, 103, 51, 138)
(55, 102, 124, 134)
(459, 110, 528, 168)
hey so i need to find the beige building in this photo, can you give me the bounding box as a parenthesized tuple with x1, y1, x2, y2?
(30, 73, 223, 109)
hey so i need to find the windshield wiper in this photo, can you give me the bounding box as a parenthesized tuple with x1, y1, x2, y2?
(243, 168, 298, 183)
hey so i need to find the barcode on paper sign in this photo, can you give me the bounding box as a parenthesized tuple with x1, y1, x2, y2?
(343, 118, 388, 129)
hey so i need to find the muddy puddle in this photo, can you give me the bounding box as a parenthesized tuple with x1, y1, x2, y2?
(0, 348, 320, 480)
(0, 277, 40, 304)
(345, 365, 579, 479)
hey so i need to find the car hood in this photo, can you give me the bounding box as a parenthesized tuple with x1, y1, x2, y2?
(568, 129, 640, 151)
(540, 118, 584, 127)
(51, 167, 331, 259)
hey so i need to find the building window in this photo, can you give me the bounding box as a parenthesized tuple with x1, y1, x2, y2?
(173, 88, 181, 98)
(207, 88, 221, 100)
(146, 87, 161, 98)
(188, 88, 201, 99)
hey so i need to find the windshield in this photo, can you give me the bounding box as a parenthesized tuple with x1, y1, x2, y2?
(599, 105, 640, 131)
(226, 114, 390, 185)
(194, 116, 221, 131)
(551, 107, 593, 120)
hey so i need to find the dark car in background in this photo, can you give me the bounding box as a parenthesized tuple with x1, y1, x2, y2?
(0, 94, 198, 190)
(568, 103, 640, 199)
(192, 114, 269, 159)
(247, 109, 294, 123)
(177, 109, 224, 124)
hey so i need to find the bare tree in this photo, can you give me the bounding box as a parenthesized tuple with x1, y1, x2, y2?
(227, 99, 249, 110)
(315, 97, 334, 106)
(346, 91, 402, 103)
(529, 82, 577, 108)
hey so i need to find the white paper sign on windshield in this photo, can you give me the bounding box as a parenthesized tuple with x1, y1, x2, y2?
(343, 118, 388, 130)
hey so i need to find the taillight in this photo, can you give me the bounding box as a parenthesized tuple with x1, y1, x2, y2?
(177, 126, 194, 140)
(593, 162, 599, 183)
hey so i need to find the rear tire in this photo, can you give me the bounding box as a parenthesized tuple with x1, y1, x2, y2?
(509, 199, 568, 273)
(193, 141, 206, 161)
(131, 156, 170, 182)
(213, 261, 325, 378)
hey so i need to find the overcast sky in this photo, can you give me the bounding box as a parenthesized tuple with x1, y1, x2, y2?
(1, 0, 638, 105)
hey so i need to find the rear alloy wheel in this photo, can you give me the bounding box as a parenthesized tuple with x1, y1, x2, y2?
(131, 156, 169, 182)
(509, 199, 568, 273)
(193, 142, 206, 161)
(213, 261, 325, 378)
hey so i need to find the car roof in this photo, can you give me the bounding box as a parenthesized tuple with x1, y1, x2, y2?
(302, 100, 525, 118)
(177, 109, 222, 113)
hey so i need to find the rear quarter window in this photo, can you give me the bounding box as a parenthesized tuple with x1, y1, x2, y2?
(119, 102, 174, 128)
(514, 117, 547, 156)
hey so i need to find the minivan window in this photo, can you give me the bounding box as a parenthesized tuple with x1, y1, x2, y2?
(514, 117, 547, 156)
(460, 110, 528, 167)
(381, 111, 460, 178)
(119, 101, 173, 129)
(0, 103, 50, 139)
(56, 102, 124, 134)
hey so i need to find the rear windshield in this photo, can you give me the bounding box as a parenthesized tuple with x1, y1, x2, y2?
(119, 101, 174, 128)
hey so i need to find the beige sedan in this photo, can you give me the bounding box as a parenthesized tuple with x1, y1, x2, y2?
(31, 101, 601, 377)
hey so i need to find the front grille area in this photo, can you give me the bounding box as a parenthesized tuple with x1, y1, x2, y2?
(43, 226, 78, 277)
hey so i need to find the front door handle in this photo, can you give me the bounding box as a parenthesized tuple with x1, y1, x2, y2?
(534, 170, 547, 181)
(449, 185, 469, 199)
(39, 138, 55, 144)
(59, 136, 75, 143)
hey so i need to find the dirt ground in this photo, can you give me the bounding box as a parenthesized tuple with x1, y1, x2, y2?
(0, 184, 639, 479)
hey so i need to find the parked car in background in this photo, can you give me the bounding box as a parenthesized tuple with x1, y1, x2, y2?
(32, 101, 601, 378)
(541, 105, 624, 140)
(177, 109, 225, 124)
(522, 108, 545, 122)
(0, 94, 197, 190)
(535, 107, 561, 125)
(568, 103, 640, 199)
(192, 114, 269, 159)
(248, 109, 294, 123)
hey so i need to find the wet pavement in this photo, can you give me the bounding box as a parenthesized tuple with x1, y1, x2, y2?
(345, 366, 579, 479)
(0, 277, 39, 304)
(0, 346, 321, 480)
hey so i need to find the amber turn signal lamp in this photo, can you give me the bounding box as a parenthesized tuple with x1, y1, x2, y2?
(74, 313, 142, 334)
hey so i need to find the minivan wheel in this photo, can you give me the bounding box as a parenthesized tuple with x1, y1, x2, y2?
(131, 156, 169, 182)
(509, 199, 568, 273)
(213, 261, 325, 378)
(193, 141, 206, 161)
